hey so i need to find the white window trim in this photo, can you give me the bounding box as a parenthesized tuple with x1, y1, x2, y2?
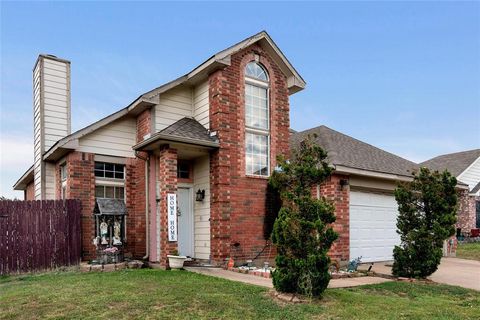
(95, 178, 125, 187)
(94, 162, 126, 180)
(245, 132, 270, 177)
(94, 184, 126, 200)
(245, 63, 271, 177)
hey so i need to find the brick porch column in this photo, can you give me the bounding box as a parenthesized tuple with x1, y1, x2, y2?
(158, 146, 178, 266)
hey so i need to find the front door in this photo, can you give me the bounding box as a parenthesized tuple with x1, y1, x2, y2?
(177, 187, 194, 257)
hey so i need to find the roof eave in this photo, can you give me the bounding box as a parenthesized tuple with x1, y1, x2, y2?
(133, 132, 219, 151)
(13, 165, 34, 190)
(335, 164, 470, 190)
(334, 164, 414, 182)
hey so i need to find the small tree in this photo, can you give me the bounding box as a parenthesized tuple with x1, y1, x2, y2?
(270, 135, 338, 297)
(393, 167, 458, 278)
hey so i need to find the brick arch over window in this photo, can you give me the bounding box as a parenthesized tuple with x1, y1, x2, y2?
(236, 47, 289, 177)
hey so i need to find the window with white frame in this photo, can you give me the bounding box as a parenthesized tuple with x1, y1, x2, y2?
(245, 61, 270, 176)
(94, 162, 125, 200)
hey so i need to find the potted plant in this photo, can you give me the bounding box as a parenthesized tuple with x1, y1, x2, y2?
(167, 250, 187, 269)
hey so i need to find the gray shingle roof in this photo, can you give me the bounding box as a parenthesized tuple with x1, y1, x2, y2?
(94, 199, 127, 215)
(420, 149, 480, 177)
(160, 117, 218, 144)
(290, 125, 418, 177)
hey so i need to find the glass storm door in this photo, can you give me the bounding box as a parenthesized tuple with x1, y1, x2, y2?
(177, 188, 194, 257)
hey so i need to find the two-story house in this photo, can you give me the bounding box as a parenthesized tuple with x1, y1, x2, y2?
(13, 31, 305, 266)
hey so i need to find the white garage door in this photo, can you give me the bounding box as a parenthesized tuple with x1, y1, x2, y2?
(350, 190, 400, 262)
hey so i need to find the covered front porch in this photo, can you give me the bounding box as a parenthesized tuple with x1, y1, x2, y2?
(134, 117, 219, 266)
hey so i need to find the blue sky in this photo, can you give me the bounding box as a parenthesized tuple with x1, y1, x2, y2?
(1, 1, 479, 198)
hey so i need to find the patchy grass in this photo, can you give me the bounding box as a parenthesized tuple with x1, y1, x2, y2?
(456, 242, 480, 261)
(1, 269, 479, 320)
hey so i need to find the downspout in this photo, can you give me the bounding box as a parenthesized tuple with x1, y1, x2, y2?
(136, 150, 150, 261)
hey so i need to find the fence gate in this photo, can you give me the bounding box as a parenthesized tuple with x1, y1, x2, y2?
(0, 200, 81, 275)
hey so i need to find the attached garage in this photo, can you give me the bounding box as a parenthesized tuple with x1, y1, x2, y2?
(349, 190, 400, 262)
(290, 125, 419, 263)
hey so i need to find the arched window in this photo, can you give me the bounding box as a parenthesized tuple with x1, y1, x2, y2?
(245, 61, 269, 176)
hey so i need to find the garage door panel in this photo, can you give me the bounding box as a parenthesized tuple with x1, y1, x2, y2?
(350, 190, 400, 263)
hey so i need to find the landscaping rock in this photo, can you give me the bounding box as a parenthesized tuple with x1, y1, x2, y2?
(90, 264, 102, 272)
(80, 263, 91, 272)
(103, 264, 115, 272)
(115, 263, 126, 270)
(127, 260, 144, 269)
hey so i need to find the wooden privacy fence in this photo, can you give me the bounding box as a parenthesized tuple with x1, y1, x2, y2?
(0, 200, 81, 275)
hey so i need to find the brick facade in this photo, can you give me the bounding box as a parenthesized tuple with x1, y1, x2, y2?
(319, 174, 350, 262)
(209, 44, 290, 265)
(157, 146, 178, 266)
(58, 149, 148, 261)
(457, 190, 477, 235)
(65, 151, 96, 259)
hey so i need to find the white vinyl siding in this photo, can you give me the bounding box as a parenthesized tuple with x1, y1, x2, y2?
(77, 118, 136, 158)
(42, 59, 70, 151)
(457, 157, 480, 192)
(193, 81, 209, 128)
(193, 155, 210, 260)
(44, 163, 56, 200)
(33, 56, 70, 199)
(154, 86, 193, 131)
(33, 61, 42, 199)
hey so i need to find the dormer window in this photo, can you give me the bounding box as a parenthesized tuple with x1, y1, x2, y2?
(245, 61, 270, 176)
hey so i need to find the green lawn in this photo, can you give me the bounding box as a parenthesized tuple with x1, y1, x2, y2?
(1, 269, 479, 320)
(456, 242, 480, 261)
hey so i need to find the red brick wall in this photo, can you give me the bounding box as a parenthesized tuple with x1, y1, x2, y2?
(319, 174, 350, 262)
(126, 157, 146, 258)
(123, 108, 153, 259)
(158, 146, 178, 266)
(64, 150, 146, 260)
(457, 190, 477, 235)
(136, 109, 152, 142)
(209, 43, 290, 265)
(65, 151, 96, 259)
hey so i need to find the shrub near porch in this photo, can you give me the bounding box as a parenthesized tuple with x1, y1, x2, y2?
(1, 270, 479, 320)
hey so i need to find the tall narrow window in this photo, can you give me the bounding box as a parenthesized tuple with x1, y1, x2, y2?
(60, 163, 67, 199)
(245, 61, 269, 176)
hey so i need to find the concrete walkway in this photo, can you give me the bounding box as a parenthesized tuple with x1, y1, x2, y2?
(363, 258, 480, 291)
(185, 267, 392, 289)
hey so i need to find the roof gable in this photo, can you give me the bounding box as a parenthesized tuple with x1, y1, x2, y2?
(142, 31, 305, 99)
(420, 149, 480, 177)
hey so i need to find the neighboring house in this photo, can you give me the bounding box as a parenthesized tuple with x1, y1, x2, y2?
(291, 125, 420, 262)
(13, 31, 305, 266)
(421, 149, 480, 232)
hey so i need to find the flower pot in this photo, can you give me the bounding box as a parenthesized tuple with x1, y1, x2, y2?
(167, 255, 187, 269)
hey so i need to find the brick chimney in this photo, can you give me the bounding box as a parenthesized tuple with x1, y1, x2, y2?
(33, 54, 71, 199)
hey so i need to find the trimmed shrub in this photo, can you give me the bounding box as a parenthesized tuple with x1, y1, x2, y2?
(270, 135, 337, 297)
(393, 167, 458, 278)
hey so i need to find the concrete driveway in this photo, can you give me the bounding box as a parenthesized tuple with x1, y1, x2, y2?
(367, 258, 480, 291)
